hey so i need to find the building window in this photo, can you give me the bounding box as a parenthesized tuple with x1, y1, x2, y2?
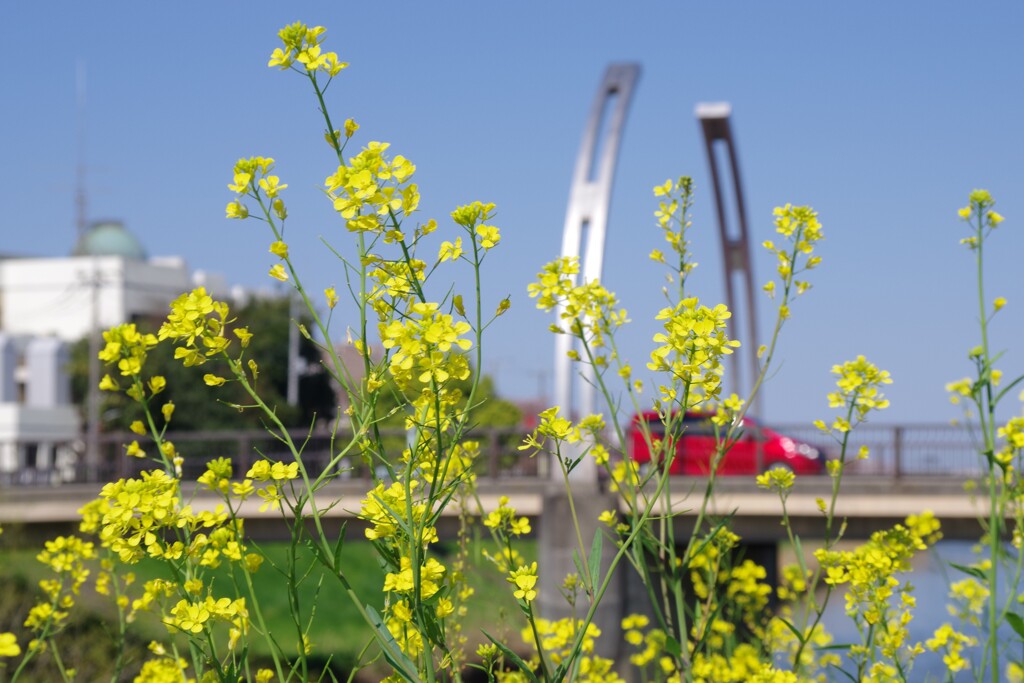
(23, 442, 38, 469)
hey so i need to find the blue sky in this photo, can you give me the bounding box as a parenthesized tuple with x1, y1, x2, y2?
(3, 3, 1023, 426)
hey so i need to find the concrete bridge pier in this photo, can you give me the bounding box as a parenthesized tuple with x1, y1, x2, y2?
(538, 484, 625, 663)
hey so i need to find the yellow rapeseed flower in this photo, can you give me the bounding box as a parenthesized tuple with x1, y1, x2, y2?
(269, 241, 288, 258)
(325, 287, 339, 309)
(0, 632, 20, 657)
(508, 562, 539, 602)
(268, 264, 288, 282)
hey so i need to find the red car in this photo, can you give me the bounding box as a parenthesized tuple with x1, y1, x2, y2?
(628, 411, 823, 476)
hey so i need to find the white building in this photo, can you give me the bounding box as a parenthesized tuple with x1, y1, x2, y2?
(0, 220, 227, 341)
(0, 220, 231, 482)
(0, 334, 79, 483)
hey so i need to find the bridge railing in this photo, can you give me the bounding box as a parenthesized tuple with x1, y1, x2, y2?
(0, 423, 992, 486)
(773, 422, 986, 478)
(72, 427, 550, 485)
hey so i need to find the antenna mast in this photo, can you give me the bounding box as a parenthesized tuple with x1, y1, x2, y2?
(76, 59, 88, 237)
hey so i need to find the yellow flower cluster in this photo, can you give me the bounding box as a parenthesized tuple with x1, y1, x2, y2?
(91, 470, 230, 564)
(621, 614, 661, 667)
(98, 323, 159, 380)
(483, 496, 532, 536)
(452, 201, 502, 251)
(164, 596, 248, 642)
(128, 578, 176, 619)
(647, 297, 739, 409)
(325, 141, 418, 233)
(495, 618, 621, 683)
(996, 416, 1024, 467)
(383, 556, 446, 599)
(0, 632, 19, 658)
(689, 643, 771, 683)
(386, 601, 426, 658)
(957, 189, 1004, 249)
(607, 458, 642, 495)
(947, 573, 990, 626)
(196, 456, 233, 494)
(158, 287, 241, 371)
(191, 521, 248, 570)
(36, 535, 96, 604)
(17, 534, 99, 649)
(775, 563, 811, 602)
(761, 204, 823, 315)
(813, 356, 891, 444)
(651, 176, 698, 279)
(755, 467, 795, 496)
(97, 324, 166, 405)
(687, 532, 772, 643)
(925, 623, 976, 673)
(268, 22, 348, 77)
(814, 513, 941, 674)
(225, 155, 289, 229)
(481, 545, 529, 575)
(519, 407, 577, 453)
(828, 356, 891, 418)
(623, 612, 791, 683)
(366, 255, 428, 308)
(133, 656, 190, 682)
(94, 470, 182, 563)
(413, 439, 479, 487)
(529, 256, 627, 367)
(379, 301, 472, 396)
(507, 562, 539, 602)
(360, 480, 436, 544)
(247, 459, 299, 482)
(764, 616, 836, 678)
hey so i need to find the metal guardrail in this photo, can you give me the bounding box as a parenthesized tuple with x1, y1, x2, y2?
(0, 423, 994, 486)
(69, 427, 548, 485)
(772, 422, 987, 478)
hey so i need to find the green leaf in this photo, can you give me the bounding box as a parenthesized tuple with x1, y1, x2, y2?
(995, 373, 1024, 405)
(663, 635, 682, 658)
(366, 605, 418, 682)
(588, 531, 603, 586)
(776, 615, 804, 642)
(482, 630, 539, 683)
(571, 548, 586, 587)
(832, 666, 858, 682)
(949, 562, 987, 581)
(1006, 612, 1024, 640)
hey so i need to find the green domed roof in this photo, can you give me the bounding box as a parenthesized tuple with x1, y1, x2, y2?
(72, 221, 147, 260)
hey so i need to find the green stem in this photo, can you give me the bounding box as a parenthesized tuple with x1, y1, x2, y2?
(975, 216, 1000, 683)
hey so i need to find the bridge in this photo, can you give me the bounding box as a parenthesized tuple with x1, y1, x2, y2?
(0, 422, 999, 543)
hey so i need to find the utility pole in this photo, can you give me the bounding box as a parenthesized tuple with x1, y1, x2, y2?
(85, 261, 101, 481)
(287, 292, 299, 405)
(76, 60, 88, 239)
(77, 59, 102, 481)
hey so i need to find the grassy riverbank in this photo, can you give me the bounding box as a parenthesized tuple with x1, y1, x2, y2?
(0, 536, 535, 680)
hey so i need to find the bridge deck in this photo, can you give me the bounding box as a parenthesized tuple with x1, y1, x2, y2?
(0, 476, 992, 542)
